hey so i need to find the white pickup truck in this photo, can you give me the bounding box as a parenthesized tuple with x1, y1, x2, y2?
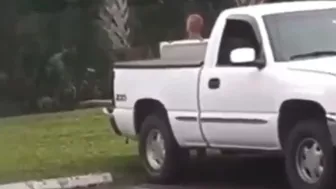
(104, 2, 336, 189)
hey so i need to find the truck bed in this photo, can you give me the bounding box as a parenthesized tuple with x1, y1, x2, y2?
(114, 59, 203, 69)
(115, 39, 207, 69)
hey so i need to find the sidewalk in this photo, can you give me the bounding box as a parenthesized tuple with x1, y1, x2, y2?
(0, 173, 113, 189)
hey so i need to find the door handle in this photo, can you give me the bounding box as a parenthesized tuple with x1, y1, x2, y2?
(208, 78, 220, 89)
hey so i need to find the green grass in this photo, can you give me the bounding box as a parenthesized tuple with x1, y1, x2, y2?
(0, 108, 144, 185)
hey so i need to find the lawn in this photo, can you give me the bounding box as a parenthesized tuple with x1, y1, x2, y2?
(0, 108, 143, 185)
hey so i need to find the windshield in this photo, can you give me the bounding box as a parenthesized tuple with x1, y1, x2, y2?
(263, 8, 336, 62)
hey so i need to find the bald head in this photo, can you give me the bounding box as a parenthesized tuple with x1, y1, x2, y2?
(186, 14, 204, 39)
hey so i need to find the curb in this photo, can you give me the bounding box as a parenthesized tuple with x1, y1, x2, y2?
(0, 173, 113, 189)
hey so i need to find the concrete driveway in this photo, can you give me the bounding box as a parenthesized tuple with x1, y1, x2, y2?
(90, 154, 290, 189)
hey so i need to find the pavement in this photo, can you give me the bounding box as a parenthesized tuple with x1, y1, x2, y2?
(0, 173, 113, 189)
(89, 154, 290, 189)
(1, 153, 289, 189)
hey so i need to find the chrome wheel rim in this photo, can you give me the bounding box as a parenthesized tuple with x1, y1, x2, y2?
(295, 138, 324, 184)
(146, 129, 166, 170)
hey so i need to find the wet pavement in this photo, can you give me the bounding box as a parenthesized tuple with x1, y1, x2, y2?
(88, 154, 290, 189)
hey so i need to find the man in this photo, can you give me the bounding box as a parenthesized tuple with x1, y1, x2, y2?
(186, 14, 204, 40)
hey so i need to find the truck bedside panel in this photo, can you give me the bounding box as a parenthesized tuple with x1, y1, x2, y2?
(113, 108, 137, 138)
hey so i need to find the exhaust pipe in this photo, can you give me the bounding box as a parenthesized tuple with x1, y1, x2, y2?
(102, 107, 110, 115)
(102, 107, 114, 116)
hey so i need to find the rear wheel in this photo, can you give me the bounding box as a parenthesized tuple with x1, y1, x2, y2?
(285, 119, 335, 189)
(139, 114, 189, 184)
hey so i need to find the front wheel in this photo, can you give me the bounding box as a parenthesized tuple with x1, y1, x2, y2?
(285, 119, 336, 189)
(139, 114, 189, 184)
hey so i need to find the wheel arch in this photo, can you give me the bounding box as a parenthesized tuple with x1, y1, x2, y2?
(277, 99, 329, 149)
(133, 98, 171, 134)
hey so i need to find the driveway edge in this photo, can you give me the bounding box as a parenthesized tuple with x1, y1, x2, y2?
(0, 172, 113, 189)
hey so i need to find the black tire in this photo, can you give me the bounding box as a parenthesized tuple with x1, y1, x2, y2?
(139, 114, 189, 184)
(285, 119, 335, 189)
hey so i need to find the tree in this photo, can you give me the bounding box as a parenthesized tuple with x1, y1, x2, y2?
(96, 0, 131, 98)
(30, 0, 68, 13)
(98, 0, 130, 49)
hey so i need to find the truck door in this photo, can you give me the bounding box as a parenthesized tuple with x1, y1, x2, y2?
(199, 15, 279, 149)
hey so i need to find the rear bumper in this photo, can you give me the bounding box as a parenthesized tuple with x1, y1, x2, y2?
(102, 107, 122, 136)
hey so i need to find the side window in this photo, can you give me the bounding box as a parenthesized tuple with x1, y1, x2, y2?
(217, 18, 263, 66)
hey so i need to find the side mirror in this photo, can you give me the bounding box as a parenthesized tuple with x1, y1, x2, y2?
(230, 47, 256, 64)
